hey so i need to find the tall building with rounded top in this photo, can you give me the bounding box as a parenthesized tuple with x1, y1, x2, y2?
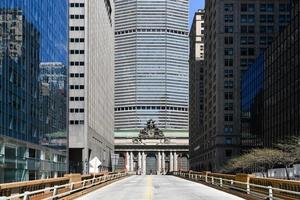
(114, 0, 189, 131)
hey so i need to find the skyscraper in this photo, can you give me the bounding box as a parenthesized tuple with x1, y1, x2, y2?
(68, 0, 115, 173)
(242, 0, 300, 148)
(0, 0, 68, 183)
(202, 0, 291, 171)
(114, 0, 189, 131)
(189, 10, 205, 171)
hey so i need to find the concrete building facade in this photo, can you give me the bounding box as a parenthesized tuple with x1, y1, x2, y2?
(68, 0, 115, 173)
(189, 10, 205, 170)
(202, 0, 291, 171)
(114, 0, 189, 131)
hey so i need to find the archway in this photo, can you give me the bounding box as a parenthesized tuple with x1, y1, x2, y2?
(146, 152, 157, 175)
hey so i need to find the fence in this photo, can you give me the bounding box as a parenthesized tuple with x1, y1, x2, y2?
(174, 171, 300, 200)
(0, 171, 131, 200)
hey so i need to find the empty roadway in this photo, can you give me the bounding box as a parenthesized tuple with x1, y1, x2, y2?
(79, 175, 244, 200)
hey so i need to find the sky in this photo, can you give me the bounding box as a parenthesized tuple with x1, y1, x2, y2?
(189, 0, 205, 27)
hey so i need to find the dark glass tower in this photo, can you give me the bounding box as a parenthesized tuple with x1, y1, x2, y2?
(0, 0, 68, 183)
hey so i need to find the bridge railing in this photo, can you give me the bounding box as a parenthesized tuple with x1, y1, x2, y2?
(173, 171, 300, 200)
(0, 171, 132, 200)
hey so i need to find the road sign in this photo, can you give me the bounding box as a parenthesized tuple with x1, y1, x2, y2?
(89, 157, 101, 173)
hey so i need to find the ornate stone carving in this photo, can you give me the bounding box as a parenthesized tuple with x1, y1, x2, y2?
(139, 119, 164, 138)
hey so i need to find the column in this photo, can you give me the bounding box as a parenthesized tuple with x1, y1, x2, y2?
(138, 151, 141, 174)
(126, 152, 130, 171)
(162, 151, 165, 175)
(174, 151, 178, 171)
(157, 151, 161, 175)
(143, 152, 147, 175)
(170, 151, 174, 172)
(130, 151, 134, 171)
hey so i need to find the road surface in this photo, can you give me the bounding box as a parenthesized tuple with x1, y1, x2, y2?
(79, 175, 244, 200)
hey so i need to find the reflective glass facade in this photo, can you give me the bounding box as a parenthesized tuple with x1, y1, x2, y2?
(241, 54, 264, 150)
(241, 1, 300, 148)
(115, 0, 189, 130)
(0, 0, 68, 183)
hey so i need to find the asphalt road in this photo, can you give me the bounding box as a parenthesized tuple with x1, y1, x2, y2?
(78, 175, 245, 200)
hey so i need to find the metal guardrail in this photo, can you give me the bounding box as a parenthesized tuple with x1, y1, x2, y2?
(173, 171, 300, 200)
(0, 172, 131, 200)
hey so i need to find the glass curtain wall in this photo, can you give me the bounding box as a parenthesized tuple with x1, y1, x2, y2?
(0, 0, 68, 183)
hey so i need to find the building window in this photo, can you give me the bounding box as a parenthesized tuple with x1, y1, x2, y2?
(70, 50, 85, 54)
(70, 3, 84, 7)
(224, 15, 234, 23)
(70, 73, 84, 78)
(224, 59, 233, 66)
(224, 4, 234, 12)
(224, 81, 234, 89)
(225, 150, 232, 157)
(225, 114, 233, 122)
(224, 92, 234, 100)
(70, 61, 85, 66)
(70, 15, 84, 19)
(70, 108, 84, 113)
(224, 69, 233, 78)
(70, 38, 85, 43)
(70, 97, 84, 101)
(224, 103, 234, 111)
(225, 26, 234, 33)
(70, 120, 84, 125)
(225, 138, 233, 144)
(224, 36, 233, 45)
(70, 85, 84, 89)
(224, 48, 233, 56)
(70, 26, 85, 31)
(224, 125, 233, 133)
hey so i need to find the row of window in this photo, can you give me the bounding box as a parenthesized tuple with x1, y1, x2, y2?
(70, 38, 85, 43)
(70, 73, 84, 78)
(70, 85, 84, 89)
(70, 97, 84, 101)
(70, 108, 84, 113)
(70, 50, 84, 54)
(69, 120, 84, 125)
(224, 3, 289, 13)
(225, 36, 274, 46)
(70, 15, 84, 19)
(115, 106, 188, 111)
(70, 3, 84, 7)
(70, 26, 85, 31)
(225, 25, 276, 34)
(70, 61, 85, 66)
(115, 28, 188, 35)
(225, 48, 256, 56)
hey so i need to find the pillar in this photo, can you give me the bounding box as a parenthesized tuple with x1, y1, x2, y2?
(170, 152, 174, 172)
(142, 151, 146, 175)
(125, 152, 130, 171)
(162, 151, 165, 175)
(174, 151, 178, 171)
(130, 151, 134, 171)
(157, 151, 161, 175)
(138, 151, 141, 174)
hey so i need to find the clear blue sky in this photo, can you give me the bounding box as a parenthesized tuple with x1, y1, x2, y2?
(189, 0, 205, 27)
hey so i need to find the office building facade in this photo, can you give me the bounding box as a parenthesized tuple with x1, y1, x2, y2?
(68, 0, 115, 173)
(114, 0, 189, 131)
(202, 0, 291, 171)
(189, 10, 205, 170)
(0, 0, 68, 183)
(242, 0, 300, 148)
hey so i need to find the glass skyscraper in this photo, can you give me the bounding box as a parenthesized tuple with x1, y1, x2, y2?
(0, 0, 68, 183)
(114, 0, 189, 130)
